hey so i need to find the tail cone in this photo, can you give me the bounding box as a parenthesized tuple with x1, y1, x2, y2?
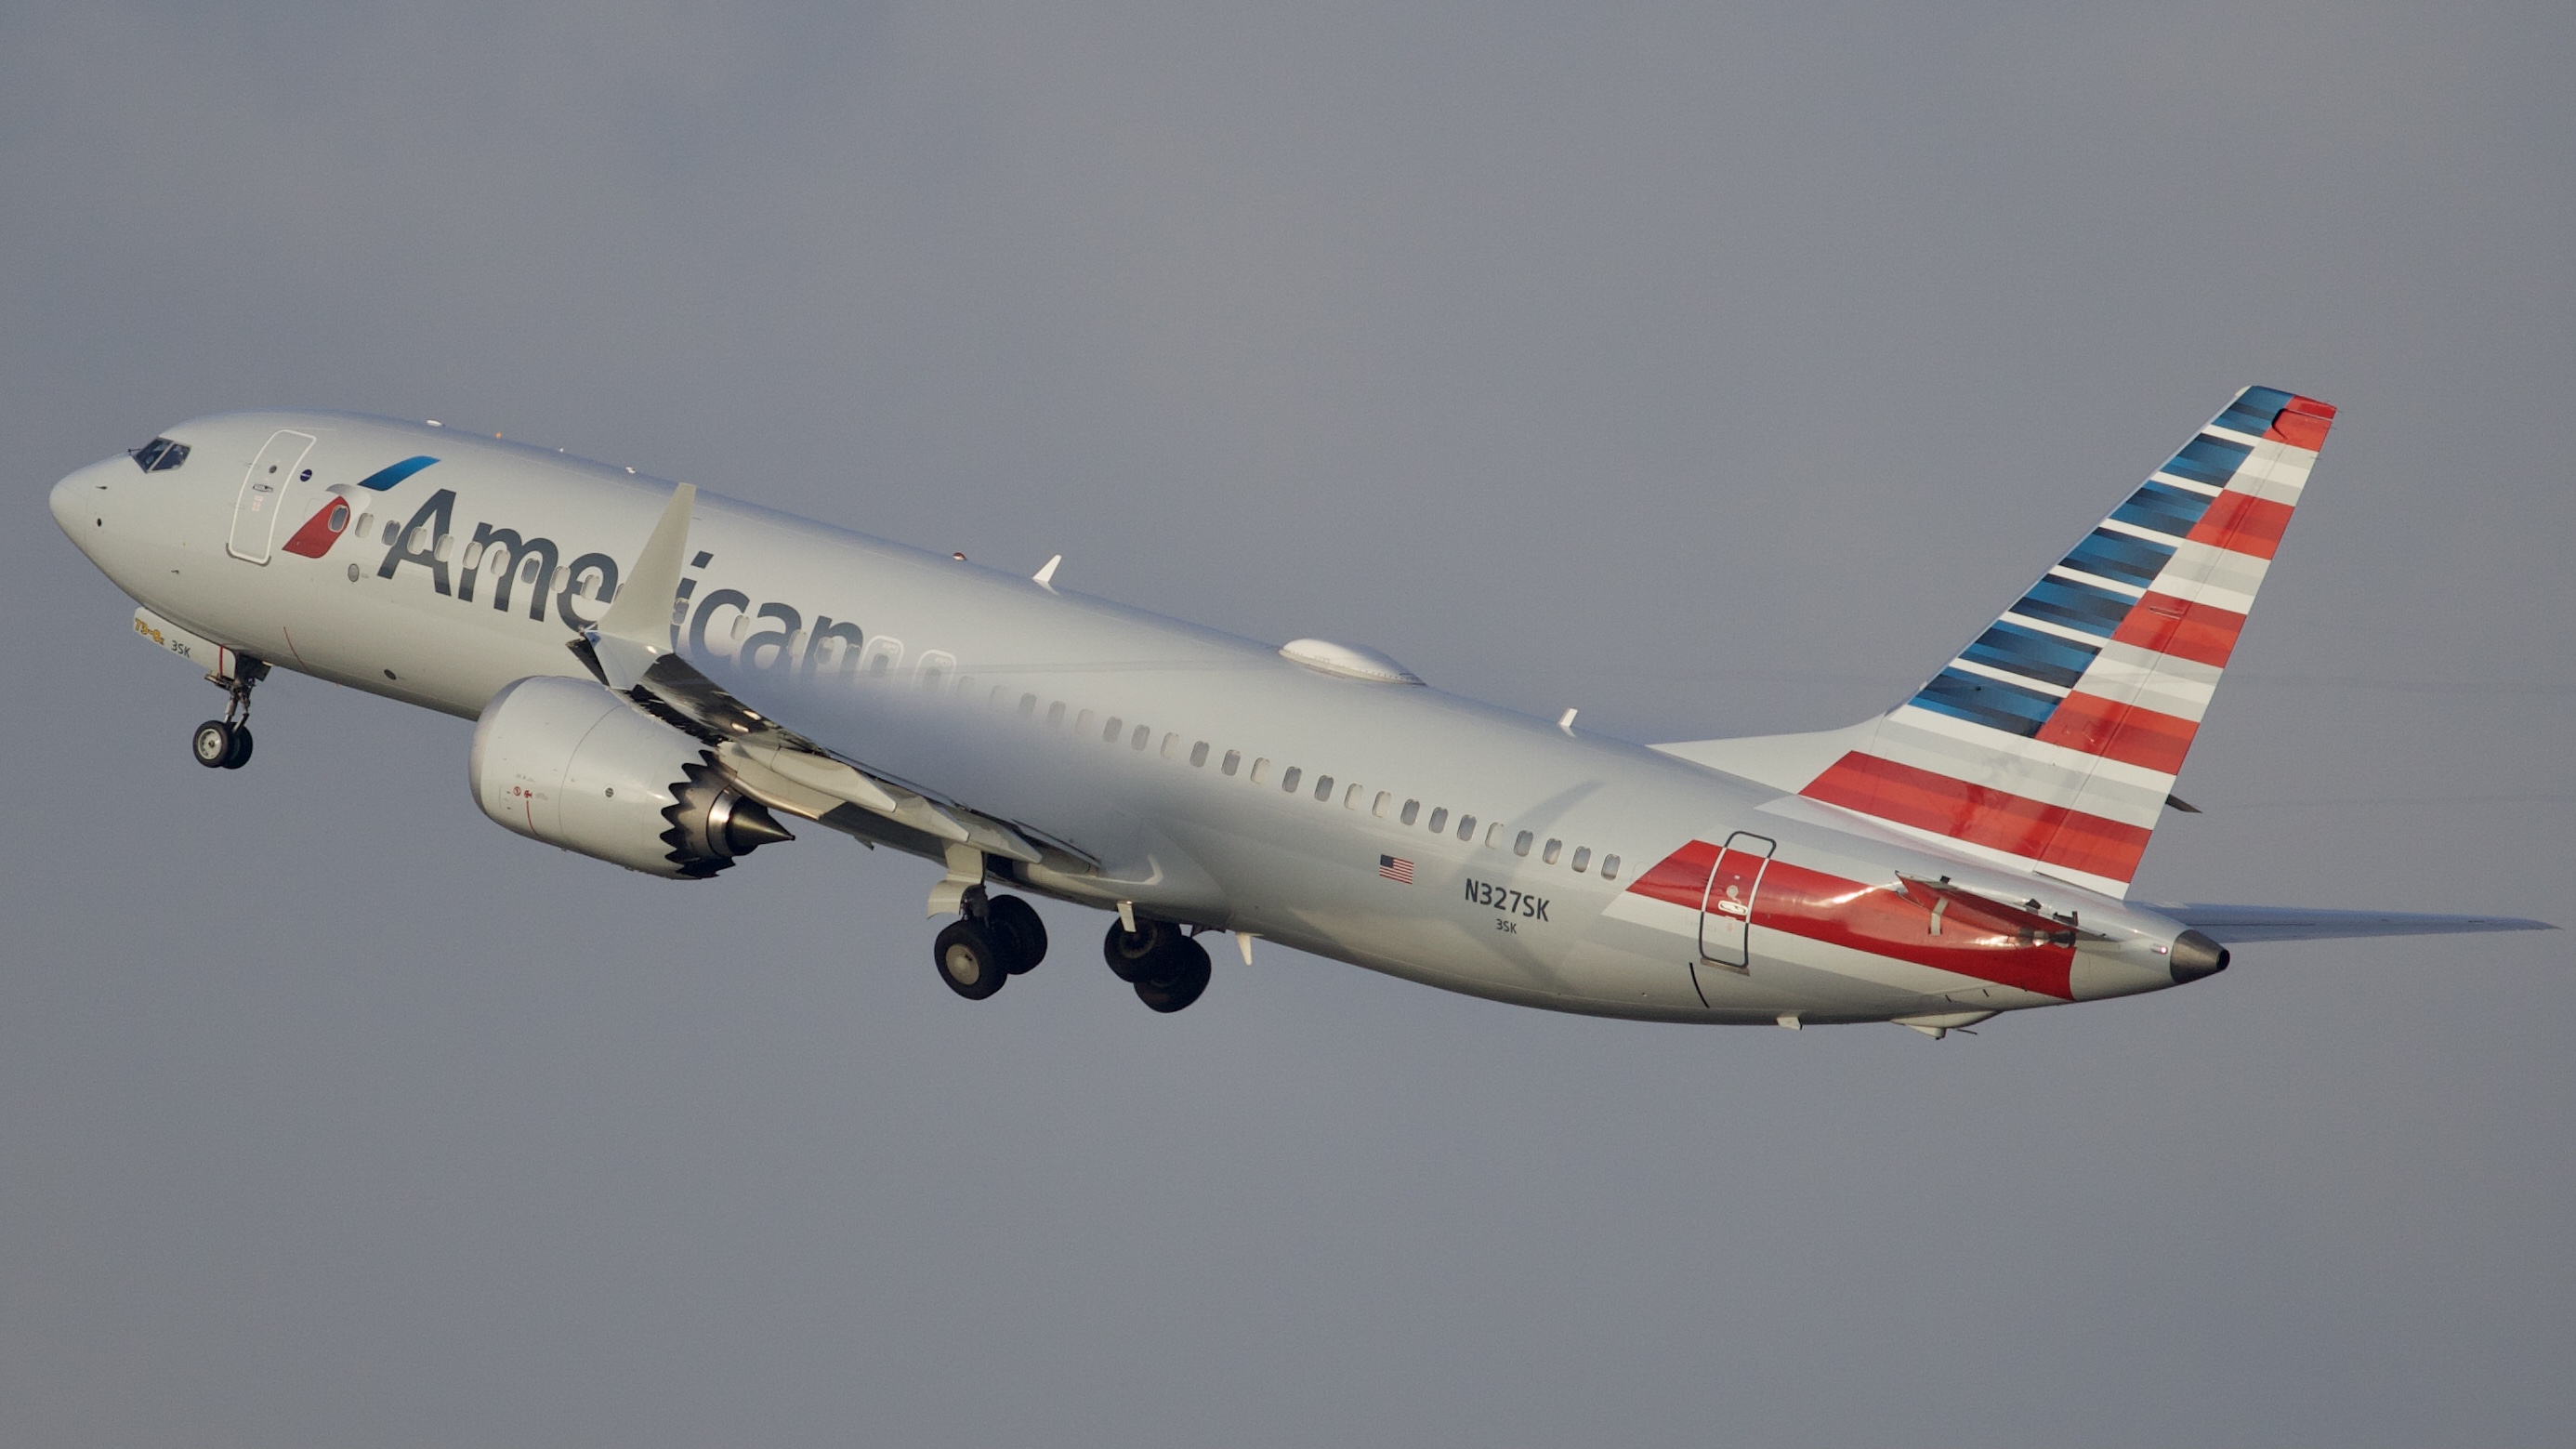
(2169, 929, 2230, 983)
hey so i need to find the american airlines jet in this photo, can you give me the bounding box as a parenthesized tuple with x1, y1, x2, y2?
(51, 388, 2550, 1033)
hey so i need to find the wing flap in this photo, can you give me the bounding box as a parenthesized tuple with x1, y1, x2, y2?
(2158, 904, 2556, 943)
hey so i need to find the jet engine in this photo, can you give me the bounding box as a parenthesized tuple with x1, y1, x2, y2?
(469, 675, 794, 878)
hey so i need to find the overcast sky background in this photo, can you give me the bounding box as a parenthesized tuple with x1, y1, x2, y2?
(4, 4, 2571, 1445)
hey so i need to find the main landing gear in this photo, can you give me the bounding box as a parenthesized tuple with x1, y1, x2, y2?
(928, 893, 1215, 1014)
(1102, 918, 1213, 1014)
(191, 658, 270, 771)
(931, 888, 1050, 1000)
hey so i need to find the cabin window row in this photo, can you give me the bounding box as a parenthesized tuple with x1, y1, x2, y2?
(975, 686, 1621, 882)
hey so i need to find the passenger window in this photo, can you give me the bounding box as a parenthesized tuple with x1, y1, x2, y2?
(1373, 791, 1391, 817)
(1192, 742, 1211, 768)
(1250, 757, 1269, 784)
(1514, 831, 1534, 856)
(433, 533, 454, 562)
(1281, 767, 1301, 793)
(1047, 702, 1066, 727)
(1457, 814, 1477, 841)
(1543, 838, 1562, 864)
(383, 521, 401, 546)
(1315, 775, 1334, 801)
(354, 512, 374, 539)
(1221, 749, 1240, 775)
(1019, 692, 1037, 718)
(1163, 733, 1180, 758)
(1426, 808, 1448, 834)
(1103, 716, 1123, 743)
(953, 675, 973, 698)
(1571, 847, 1591, 873)
(1485, 823, 1503, 848)
(1600, 854, 1621, 881)
(1077, 709, 1095, 736)
(1346, 784, 1362, 810)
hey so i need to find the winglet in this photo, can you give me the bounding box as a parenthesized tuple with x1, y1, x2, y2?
(587, 483, 696, 688)
(1033, 554, 1062, 590)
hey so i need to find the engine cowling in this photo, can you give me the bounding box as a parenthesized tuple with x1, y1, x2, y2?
(469, 675, 794, 878)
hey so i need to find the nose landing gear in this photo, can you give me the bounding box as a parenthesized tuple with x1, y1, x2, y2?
(190, 658, 269, 771)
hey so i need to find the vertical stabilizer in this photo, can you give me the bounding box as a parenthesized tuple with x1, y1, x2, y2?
(1658, 387, 2336, 896)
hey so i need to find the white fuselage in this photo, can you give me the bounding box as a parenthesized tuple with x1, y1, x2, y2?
(52, 410, 2209, 1026)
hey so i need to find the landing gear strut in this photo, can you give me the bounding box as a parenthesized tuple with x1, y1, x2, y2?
(191, 658, 269, 771)
(931, 887, 1049, 999)
(1102, 919, 1213, 1013)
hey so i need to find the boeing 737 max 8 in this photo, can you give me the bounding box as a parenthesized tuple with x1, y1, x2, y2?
(50, 388, 2551, 1032)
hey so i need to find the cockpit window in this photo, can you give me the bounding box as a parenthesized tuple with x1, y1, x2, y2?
(131, 438, 190, 472)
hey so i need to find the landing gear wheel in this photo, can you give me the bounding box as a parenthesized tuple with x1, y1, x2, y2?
(1103, 918, 1180, 984)
(222, 725, 255, 770)
(1133, 936, 1213, 1014)
(934, 918, 1010, 1000)
(986, 894, 1048, 974)
(192, 720, 235, 769)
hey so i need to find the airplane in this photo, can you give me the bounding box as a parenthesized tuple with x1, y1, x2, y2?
(50, 387, 2552, 1034)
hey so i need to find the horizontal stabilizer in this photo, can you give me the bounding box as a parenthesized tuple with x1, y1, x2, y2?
(2156, 904, 2556, 944)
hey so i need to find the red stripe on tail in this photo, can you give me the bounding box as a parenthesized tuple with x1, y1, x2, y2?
(1801, 752, 2152, 883)
(2264, 395, 2336, 452)
(2109, 593, 2247, 669)
(2187, 491, 2294, 560)
(2034, 692, 2199, 774)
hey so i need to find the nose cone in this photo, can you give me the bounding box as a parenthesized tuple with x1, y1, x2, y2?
(48, 465, 85, 540)
(2169, 929, 2231, 983)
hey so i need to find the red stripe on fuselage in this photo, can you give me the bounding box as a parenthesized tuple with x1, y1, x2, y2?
(1800, 752, 2151, 883)
(1625, 847, 2074, 999)
(2108, 592, 2246, 669)
(2187, 490, 2293, 560)
(2034, 692, 2198, 774)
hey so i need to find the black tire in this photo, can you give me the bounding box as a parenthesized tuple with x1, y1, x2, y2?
(934, 918, 1010, 1000)
(191, 720, 234, 769)
(1135, 937, 1212, 1014)
(1102, 918, 1179, 984)
(987, 894, 1048, 974)
(221, 725, 255, 770)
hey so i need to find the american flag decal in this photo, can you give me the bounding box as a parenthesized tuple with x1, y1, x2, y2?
(1379, 854, 1415, 884)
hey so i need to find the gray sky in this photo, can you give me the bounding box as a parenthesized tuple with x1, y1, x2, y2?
(4, 4, 2570, 1444)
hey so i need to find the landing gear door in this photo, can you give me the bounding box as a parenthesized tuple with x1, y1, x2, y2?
(1697, 832, 1776, 972)
(228, 429, 318, 564)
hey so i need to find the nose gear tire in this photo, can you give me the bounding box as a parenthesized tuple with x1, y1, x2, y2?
(192, 721, 234, 769)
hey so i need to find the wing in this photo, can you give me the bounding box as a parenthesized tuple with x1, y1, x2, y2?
(2155, 904, 2556, 944)
(572, 483, 1097, 908)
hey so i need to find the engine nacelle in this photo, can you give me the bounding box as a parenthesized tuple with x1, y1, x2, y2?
(469, 675, 794, 878)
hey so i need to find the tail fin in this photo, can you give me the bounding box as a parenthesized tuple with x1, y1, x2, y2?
(1658, 386, 2336, 896)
